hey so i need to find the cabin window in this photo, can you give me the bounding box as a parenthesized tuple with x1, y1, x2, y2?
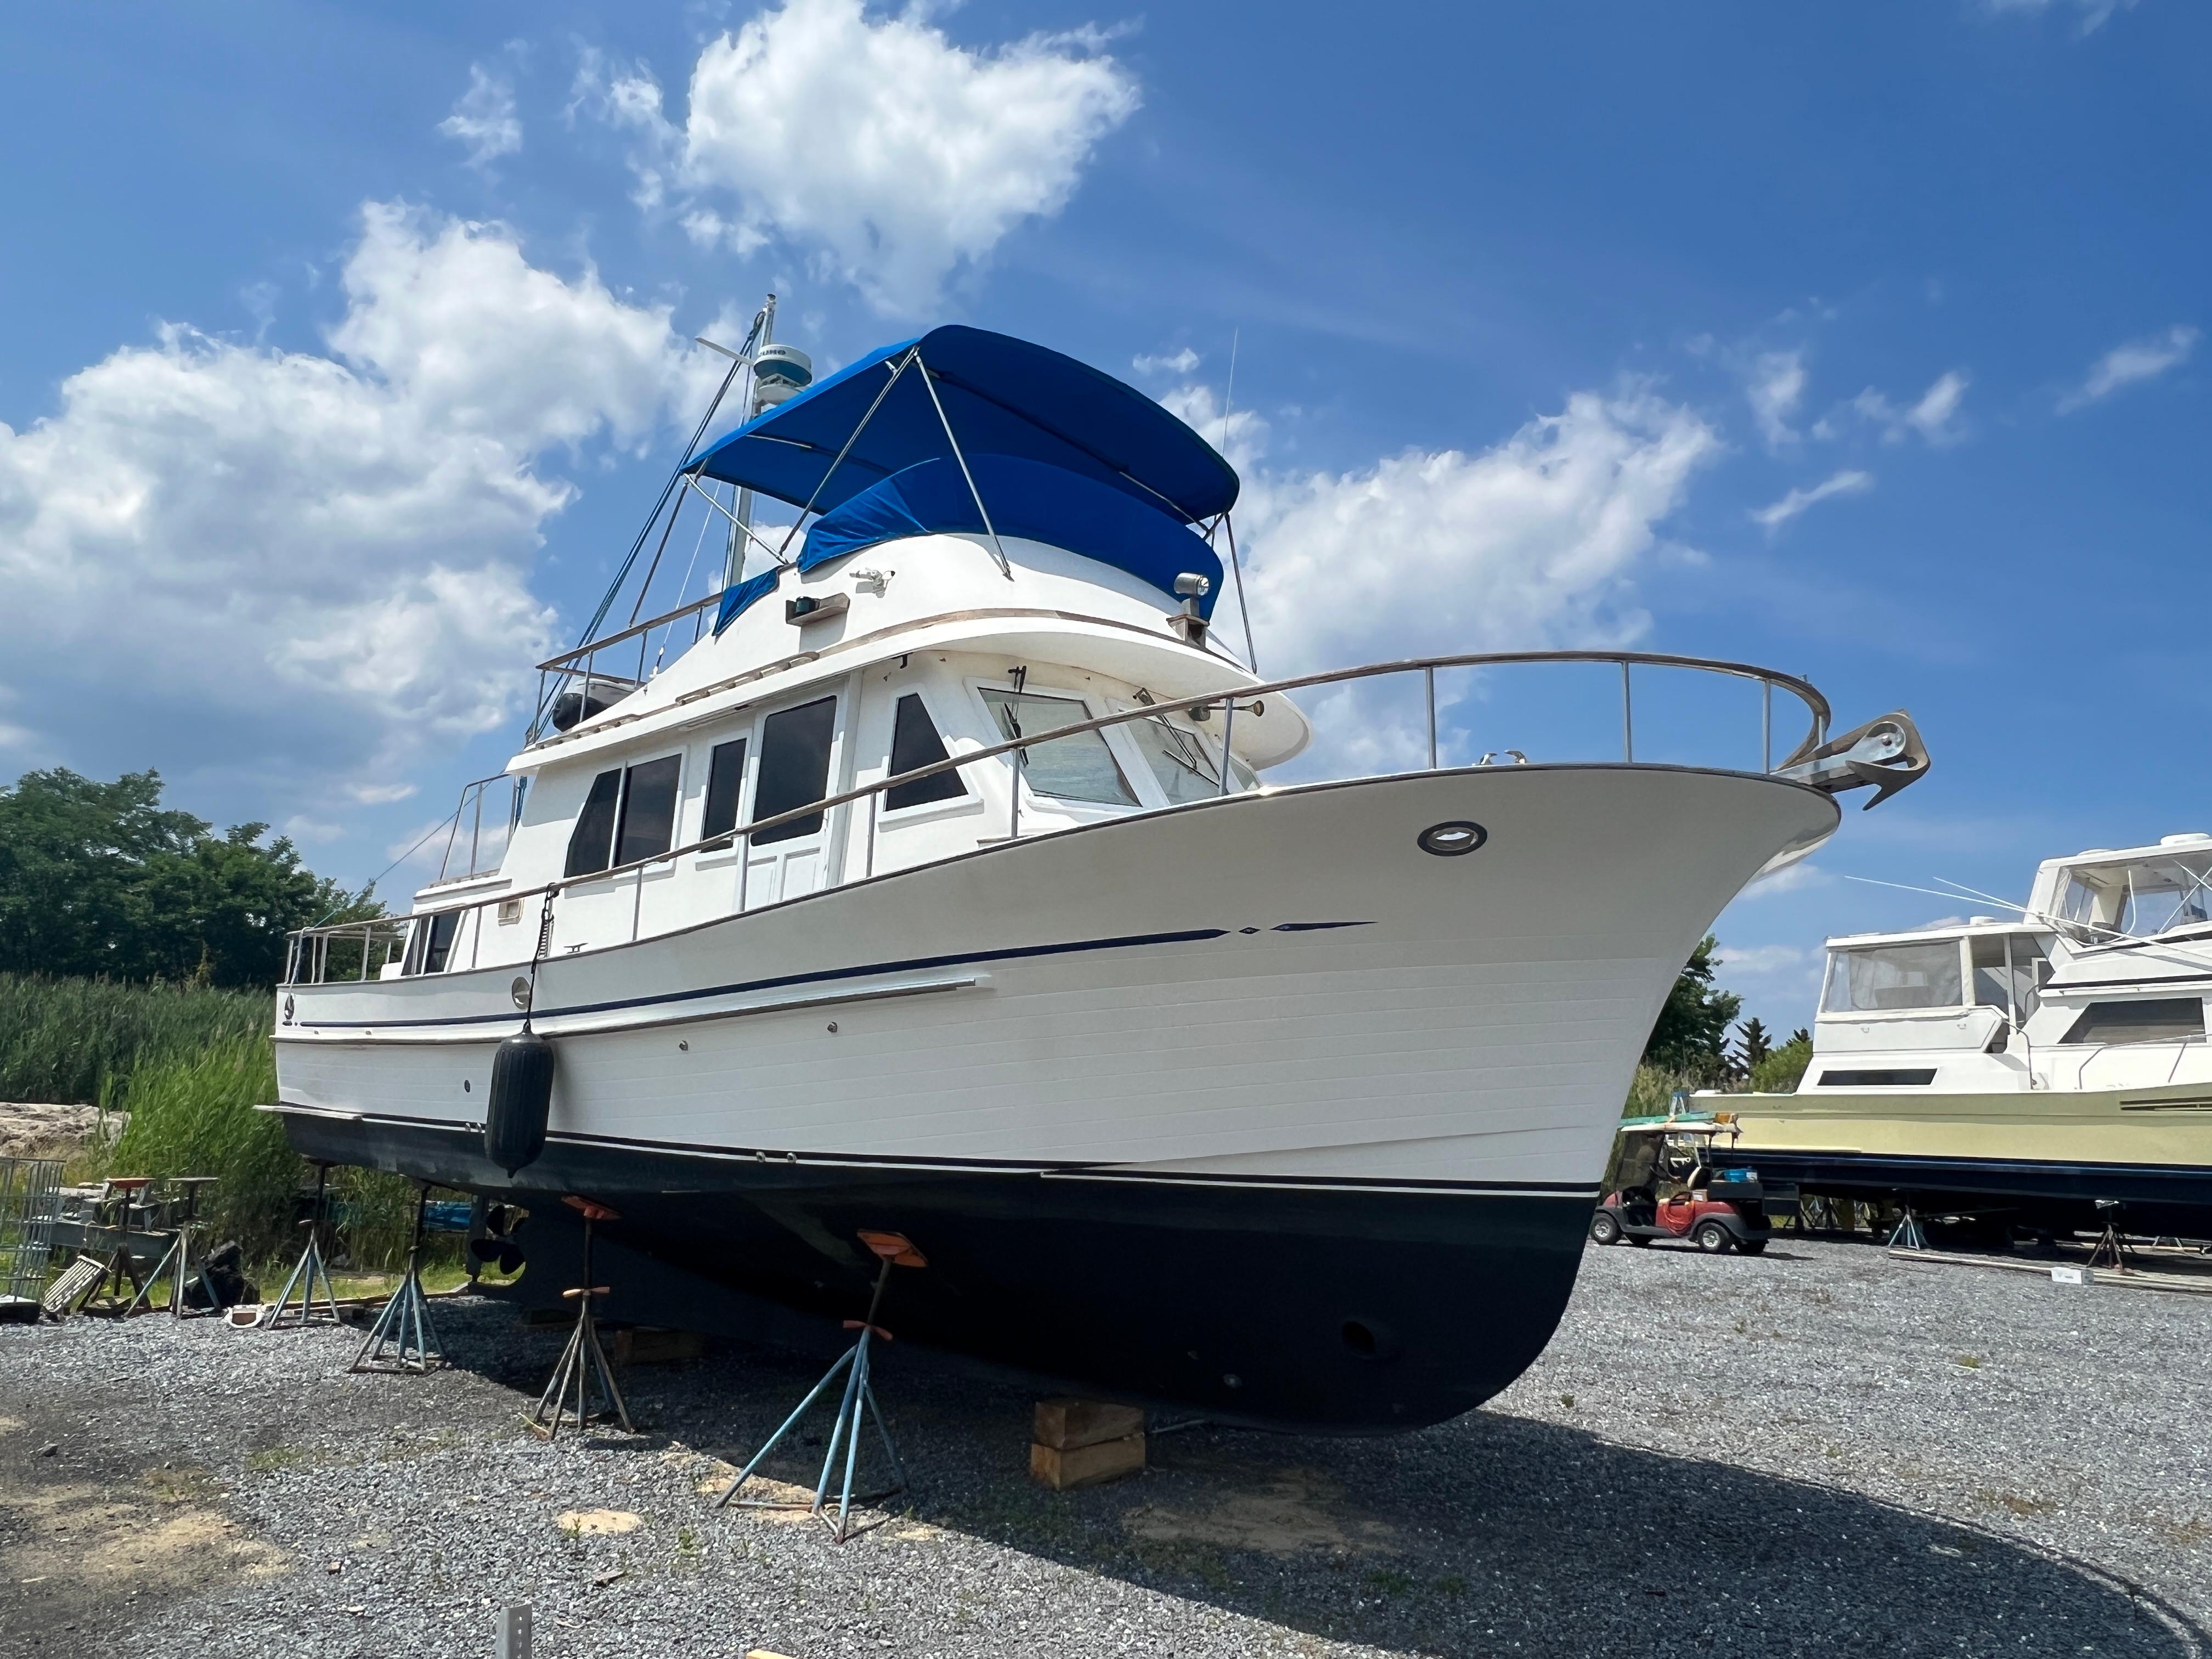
(981, 689, 1136, 807)
(754, 696, 838, 844)
(615, 755, 681, 866)
(1818, 1068, 1937, 1087)
(565, 769, 623, 877)
(2057, 855, 2212, 939)
(702, 738, 748, 843)
(1821, 941, 1963, 1013)
(1970, 935, 2049, 1020)
(1129, 715, 1220, 804)
(1126, 713, 1256, 805)
(402, 909, 462, 975)
(884, 695, 966, 812)
(423, 910, 461, 973)
(2058, 998, 2205, 1046)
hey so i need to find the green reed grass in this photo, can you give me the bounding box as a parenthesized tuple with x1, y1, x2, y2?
(35, 993, 431, 1273)
(0, 972, 268, 1106)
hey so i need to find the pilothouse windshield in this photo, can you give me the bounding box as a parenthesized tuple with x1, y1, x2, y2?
(2055, 851, 2212, 940)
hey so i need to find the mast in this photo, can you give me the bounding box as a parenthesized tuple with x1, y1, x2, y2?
(725, 292, 777, 592)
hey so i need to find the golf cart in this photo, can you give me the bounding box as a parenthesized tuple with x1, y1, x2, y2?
(1590, 1116, 1771, 1254)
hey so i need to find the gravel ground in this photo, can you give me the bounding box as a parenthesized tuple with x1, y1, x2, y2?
(3, 1237, 2207, 1658)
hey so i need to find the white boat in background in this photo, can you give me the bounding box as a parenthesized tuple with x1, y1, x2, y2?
(268, 309, 1931, 1429)
(1721, 835, 2212, 1238)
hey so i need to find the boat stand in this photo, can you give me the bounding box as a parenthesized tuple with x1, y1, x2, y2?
(121, 1177, 218, 1319)
(2086, 1201, 2134, 1274)
(716, 1231, 925, 1543)
(351, 1183, 446, 1373)
(526, 1199, 631, 1439)
(121, 1219, 190, 1318)
(1887, 1206, 1929, 1251)
(261, 1163, 341, 1329)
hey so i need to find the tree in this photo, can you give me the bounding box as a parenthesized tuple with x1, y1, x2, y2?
(1731, 1015, 1774, 1079)
(1748, 1030, 1814, 1094)
(0, 768, 378, 986)
(1641, 934, 1743, 1085)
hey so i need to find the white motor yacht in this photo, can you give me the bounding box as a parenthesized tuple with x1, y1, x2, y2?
(269, 315, 1930, 1429)
(1722, 834, 2212, 1237)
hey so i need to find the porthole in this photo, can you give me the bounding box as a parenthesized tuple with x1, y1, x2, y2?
(1417, 821, 1488, 857)
(511, 976, 532, 1011)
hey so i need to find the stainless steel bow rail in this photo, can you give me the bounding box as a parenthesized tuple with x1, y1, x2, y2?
(284, 648, 1928, 984)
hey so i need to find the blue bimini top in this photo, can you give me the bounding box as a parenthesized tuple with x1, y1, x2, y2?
(687, 324, 1239, 526)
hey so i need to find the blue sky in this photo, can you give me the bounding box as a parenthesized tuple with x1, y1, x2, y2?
(2, 0, 2205, 1028)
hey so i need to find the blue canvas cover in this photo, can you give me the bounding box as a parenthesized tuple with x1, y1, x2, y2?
(713, 565, 783, 634)
(687, 325, 1239, 526)
(795, 456, 1222, 616)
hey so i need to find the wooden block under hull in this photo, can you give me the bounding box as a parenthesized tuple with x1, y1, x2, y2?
(1030, 1432, 1146, 1490)
(610, 1326, 707, 1365)
(1034, 1396, 1145, 1451)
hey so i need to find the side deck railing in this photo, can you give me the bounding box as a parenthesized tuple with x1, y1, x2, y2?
(285, 648, 1921, 987)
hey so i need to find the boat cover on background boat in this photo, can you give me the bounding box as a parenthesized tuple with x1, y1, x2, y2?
(686, 324, 1240, 524)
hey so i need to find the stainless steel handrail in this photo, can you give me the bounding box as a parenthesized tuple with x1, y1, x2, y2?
(285, 648, 1834, 976)
(537, 590, 725, 673)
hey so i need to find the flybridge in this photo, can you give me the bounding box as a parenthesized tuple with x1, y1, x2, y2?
(685, 325, 1234, 634)
(686, 324, 1241, 524)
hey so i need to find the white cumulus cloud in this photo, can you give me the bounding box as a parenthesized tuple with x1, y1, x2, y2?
(1745, 349, 1807, 451)
(1144, 378, 1717, 775)
(1822, 369, 1970, 447)
(1236, 387, 1719, 676)
(1133, 347, 1201, 378)
(439, 65, 523, 169)
(1713, 942, 1818, 976)
(574, 0, 1139, 315)
(2057, 324, 2199, 412)
(1750, 469, 1874, 535)
(0, 202, 713, 805)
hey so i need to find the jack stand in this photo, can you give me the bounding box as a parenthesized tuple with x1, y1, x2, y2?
(1888, 1206, 1929, 1251)
(262, 1163, 341, 1329)
(716, 1230, 924, 1543)
(526, 1199, 631, 1439)
(351, 1183, 445, 1373)
(2086, 1201, 2133, 1274)
(122, 1221, 190, 1318)
(124, 1176, 218, 1319)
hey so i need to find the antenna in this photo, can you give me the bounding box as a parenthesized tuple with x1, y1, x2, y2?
(1218, 327, 1238, 453)
(1215, 327, 1260, 674)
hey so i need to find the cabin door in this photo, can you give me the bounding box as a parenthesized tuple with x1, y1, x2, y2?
(741, 692, 842, 909)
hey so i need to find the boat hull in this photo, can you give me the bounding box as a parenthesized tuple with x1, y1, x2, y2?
(282, 1110, 1589, 1429)
(1722, 1082, 2212, 1237)
(276, 762, 1837, 1429)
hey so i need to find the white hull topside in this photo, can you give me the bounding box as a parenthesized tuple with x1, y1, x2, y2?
(278, 763, 1838, 1194)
